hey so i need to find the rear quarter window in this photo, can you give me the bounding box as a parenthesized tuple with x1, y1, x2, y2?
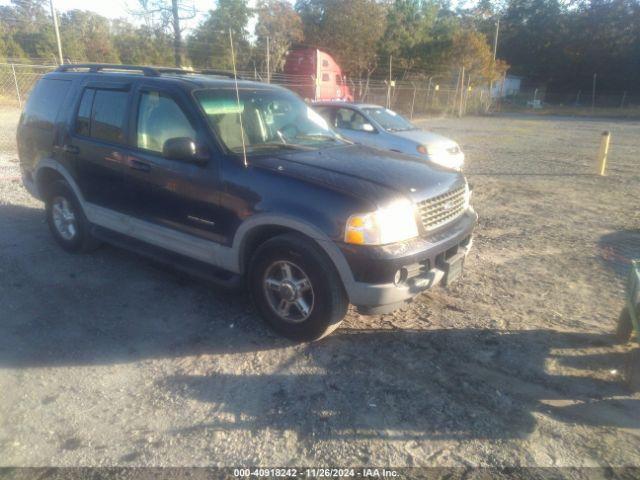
(22, 78, 71, 130)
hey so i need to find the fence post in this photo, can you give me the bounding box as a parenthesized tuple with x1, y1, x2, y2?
(458, 66, 465, 117)
(11, 64, 22, 108)
(410, 82, 417, 119)
(597, 131, 611, 176)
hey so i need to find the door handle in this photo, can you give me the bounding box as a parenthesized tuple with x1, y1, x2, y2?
(62, 144, 79, 154)
(130, 159, 151, 172)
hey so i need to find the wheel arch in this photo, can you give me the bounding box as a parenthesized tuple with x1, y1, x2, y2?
(234, 215, 356, 301)
(35, 160, 85, 206)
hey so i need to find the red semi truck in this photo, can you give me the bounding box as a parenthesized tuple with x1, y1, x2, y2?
(283, 47, 353, 102)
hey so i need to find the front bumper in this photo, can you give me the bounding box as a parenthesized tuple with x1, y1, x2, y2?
(340, 208, 477, 314)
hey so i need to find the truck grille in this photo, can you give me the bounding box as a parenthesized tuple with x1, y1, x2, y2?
(417, 185, 466, 231)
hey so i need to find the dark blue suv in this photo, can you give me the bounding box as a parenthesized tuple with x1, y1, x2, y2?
(17, 64, 476, 341)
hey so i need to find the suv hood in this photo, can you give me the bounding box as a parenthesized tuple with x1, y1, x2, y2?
(254, 144, 465, 206)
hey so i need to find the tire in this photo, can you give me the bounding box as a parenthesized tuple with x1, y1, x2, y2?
(45, 180, 100, 253)
(624, 348, 640, 392)
(248, 233, 348, 341)
(615, 306, 634, 344)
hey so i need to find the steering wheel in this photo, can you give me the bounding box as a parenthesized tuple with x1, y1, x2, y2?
(277, 123, 300, 139)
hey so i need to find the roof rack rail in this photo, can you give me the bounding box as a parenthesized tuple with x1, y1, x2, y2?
(55, 64, 248, 80)
(156, 67, 242, 79)
(56, 64, 160, 76)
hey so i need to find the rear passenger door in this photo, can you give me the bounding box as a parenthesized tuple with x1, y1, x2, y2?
(122, 85, 223, 243)
(66, 83, 131, 211)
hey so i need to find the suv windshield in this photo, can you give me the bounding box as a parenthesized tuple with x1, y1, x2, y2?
(362, 107, 415, 132)
(195, 88, 344, 154)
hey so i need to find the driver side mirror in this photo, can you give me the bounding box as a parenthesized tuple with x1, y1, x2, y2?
(362, 123, 376, 133)
(162, 137, 208, 165)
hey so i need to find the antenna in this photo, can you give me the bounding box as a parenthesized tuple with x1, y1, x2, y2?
(229, 29, 248, 168)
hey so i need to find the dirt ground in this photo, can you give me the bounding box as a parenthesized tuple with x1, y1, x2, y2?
(0, 113, 639, 469)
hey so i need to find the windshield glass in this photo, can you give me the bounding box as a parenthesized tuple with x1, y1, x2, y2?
(362, 107, 415, 132)
(195, 88, 344, 154)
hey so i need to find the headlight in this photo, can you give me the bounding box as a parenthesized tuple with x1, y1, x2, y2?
(420, 143, 464, 171)
(345, 199, 419, 245)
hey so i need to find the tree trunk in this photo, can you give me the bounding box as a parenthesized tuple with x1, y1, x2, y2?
(172, 0, 182, 67)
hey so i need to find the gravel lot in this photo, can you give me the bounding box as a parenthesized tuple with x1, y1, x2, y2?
(0, 113, 639, 468)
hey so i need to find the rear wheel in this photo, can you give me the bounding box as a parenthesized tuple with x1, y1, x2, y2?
(248, 233, 348, 341)
(45, 180, 99, 253)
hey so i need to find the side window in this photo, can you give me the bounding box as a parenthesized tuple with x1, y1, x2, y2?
(136, 91, 197, 153)
(75, 88, 95, 137)
(314, 107, 336, 128)
(91, 90, 129, 144)
(22, 78, 71, 130)
(322, 59, 329, 67)
(321, 73, 330, 82)
(335, 108, 370, 131)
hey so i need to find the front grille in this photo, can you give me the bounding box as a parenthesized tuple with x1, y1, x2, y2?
(417, 185, 466, 231)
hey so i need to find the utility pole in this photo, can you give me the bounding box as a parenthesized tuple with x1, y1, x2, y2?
(591, 73, 597, 112)
(266, 36, 270, 84)
(171, 0, 183, 67)
(49, 0, 63, 64)
(458, 66, 465, 117)
(488, 18, 500, 106)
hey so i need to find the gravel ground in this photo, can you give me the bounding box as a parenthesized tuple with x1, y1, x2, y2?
(0, 113, 639, 468)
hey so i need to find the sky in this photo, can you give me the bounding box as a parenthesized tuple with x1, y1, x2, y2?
(0, 0, 261, 32)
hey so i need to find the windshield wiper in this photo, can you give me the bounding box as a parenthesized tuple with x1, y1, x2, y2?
(246, 142, 313, 152)
(294, 133, 339, 142)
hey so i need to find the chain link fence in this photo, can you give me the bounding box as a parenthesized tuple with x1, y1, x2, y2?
(0, 63, 56, 159)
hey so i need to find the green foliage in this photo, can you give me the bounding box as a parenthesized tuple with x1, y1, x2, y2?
(255, 0, 304, 74)
(188, 0, 252, 69)
(295, 0, 387, 78)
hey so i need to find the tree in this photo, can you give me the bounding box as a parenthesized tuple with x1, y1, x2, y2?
(131, 0, 196, 66)
(187, 0, 251, 69)
(112, 20, 174, 66)
(450, 29, 508, 84)
(59, 10, 119, 63)
(378, 0, 437, 75)
(295, 0, 387, 79)
(255, 0, 304, 77)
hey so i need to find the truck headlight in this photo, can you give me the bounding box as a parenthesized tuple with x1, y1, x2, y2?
(345, 200, 419, 245)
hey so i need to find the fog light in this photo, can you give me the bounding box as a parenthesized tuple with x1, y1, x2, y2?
(394, 267, 408, 285)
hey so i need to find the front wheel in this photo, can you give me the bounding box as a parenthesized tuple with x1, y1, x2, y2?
(248, 233, 348, 341)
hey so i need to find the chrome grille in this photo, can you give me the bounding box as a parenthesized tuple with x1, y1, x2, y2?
(417, 185, 466, 231)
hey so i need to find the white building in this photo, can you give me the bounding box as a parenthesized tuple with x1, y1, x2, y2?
(491, 75, 523, 98)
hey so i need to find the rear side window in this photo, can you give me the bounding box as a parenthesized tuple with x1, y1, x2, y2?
(22, 78, 71, 130)
(92, 90, 128, 144)
(75, 88, 128, 144)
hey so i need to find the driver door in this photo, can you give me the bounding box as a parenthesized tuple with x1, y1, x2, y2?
(122, 85, 224, 243)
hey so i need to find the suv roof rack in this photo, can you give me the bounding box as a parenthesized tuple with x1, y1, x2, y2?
(56, 64, 244, 80)
(56, 64, 161, 76)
